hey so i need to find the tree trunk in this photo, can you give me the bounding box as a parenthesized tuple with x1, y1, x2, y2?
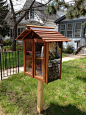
(12, 24, 17, 51)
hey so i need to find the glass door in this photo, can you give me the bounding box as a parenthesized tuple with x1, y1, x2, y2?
(25, 39, 33, 77)
(34, 39, 45, 82)
(47, 42, 62, 83)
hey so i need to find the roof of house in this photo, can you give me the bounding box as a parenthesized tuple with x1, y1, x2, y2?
(6, 1, 59, 27)
(16, 25, 70, 42)
(54, 15, 66, 24)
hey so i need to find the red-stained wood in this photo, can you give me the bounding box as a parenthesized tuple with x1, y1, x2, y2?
(36, 57, 44, 60)
(34, 39, 44, 43)
(16, 25, 71, 84)
(24, 39, 33, 42)
(34, 40, 36, 77)
(35, 76, 44, 82)
(44, 42, 46, 83)
(38, 36, 66, 38)
(23, 40, 26, 73)
(42, 37, 67, 39)
(32, 29, 58, 33)
(16, 29, 30, 40)
(45, 42, 49, 84)
(34, 39, 45, 82)
(42, 38, 68, 40)
(32, 39, 34, 78)
(22, 30, 31, 40)
(26, 25, 55, 29)
(36, 34, 66, 37)
(24, 72, 33, 77)
(44, 39, 71, 42)
(60, 42, 63, 79)
(24, 39, 34, 78)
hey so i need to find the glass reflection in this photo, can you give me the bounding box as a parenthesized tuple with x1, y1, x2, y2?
(48, 42, 61, 83)
(35, 42, 44, 79)
(25, 42, 32, 75)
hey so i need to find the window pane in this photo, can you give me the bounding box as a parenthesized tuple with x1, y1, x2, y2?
(35, 42, 44, 79)
(61, 31, 65, 36)
(18, 28, 20, 36)
(67, 31, 72, 37)
(75, 30, 81, 37)
(10, 29, 12, 37)
(25, 42, 32, 75)
(75, 23, 81, 29)
(60, 24, 65, 30)
(21, 28, 24, 33)
(48, 42, 61, 83)
(30, 8, 34, 19)
(67, 23, 73, 30)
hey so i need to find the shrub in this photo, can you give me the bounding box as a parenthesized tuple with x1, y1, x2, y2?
(2, 46, 12, 50)
(16, 46, 23, 51)
(5, 39, 12, 46)
(63, 45, 73, 54)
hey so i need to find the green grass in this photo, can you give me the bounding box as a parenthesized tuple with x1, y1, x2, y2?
(1, 51, 23, 69)
(62, 53, 66, 57)
(0, 58, 86, 115)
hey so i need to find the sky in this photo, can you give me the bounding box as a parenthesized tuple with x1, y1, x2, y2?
(7, 0, 73, 11)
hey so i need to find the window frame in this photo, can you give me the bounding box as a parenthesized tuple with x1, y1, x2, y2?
(25, 8, 34, 20)
(67, 23, 73, 38)
(60, 24, 65, 36)
(75, 22, 82, 38)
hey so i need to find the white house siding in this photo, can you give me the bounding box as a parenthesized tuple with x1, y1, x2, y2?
(44, 20, 58, 31)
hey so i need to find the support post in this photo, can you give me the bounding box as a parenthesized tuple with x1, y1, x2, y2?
(37, 80, 44, 114)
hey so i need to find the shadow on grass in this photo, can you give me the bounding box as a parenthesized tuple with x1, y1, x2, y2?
(43, 103, 86, 115)
(76, 76, 86, 82)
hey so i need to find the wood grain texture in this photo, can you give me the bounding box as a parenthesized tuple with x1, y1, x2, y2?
(37, 80, 44, 114)
(26, 25, 55, 29)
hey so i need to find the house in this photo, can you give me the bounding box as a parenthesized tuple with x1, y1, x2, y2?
(54, 15, 86, 49)
(5, 1, 59, 43)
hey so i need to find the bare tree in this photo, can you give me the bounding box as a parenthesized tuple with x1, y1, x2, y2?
(7, 0, 52, 51)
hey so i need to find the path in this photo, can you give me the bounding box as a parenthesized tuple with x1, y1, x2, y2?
(62, 54, 86, 62)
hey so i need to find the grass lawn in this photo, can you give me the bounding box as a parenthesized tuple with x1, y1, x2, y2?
(0, 58, 86, 115)
(62, 53, 67, 57)
(1, 51, 23, 69)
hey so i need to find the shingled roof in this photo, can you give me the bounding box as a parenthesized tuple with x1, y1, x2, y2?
(16, 25, 71, 42)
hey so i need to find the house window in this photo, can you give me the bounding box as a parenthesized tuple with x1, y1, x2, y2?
(21, 28, 24, 33)
(10, 29, 12, 38)
(30, 8, 34, 19)
(18, 28, 20, 36)
(25, 9, 34, 20)
(60, 24, 65, 36)
(67, 23, 73, 37)
(75, 22, 81, 37)
(10, 29, 14, 39)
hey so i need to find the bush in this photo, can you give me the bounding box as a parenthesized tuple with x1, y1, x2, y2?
(3, 46, 23, 51)
(5, 39, 12, 46)
(2, 46, 12, 50)
(63, 45, 73, 54)
(16, 46, 23, 51)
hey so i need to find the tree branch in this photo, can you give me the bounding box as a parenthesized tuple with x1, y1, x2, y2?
(17, 0, 35, 24)
(9, 0, 16, 23)
(15, 0, 52, 15)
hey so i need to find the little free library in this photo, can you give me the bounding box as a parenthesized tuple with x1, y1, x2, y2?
(16, 25, 70, 84)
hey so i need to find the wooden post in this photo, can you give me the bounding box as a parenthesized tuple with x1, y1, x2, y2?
(37, 80, 44, 113)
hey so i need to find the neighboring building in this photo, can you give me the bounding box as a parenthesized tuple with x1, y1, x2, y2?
(5, 1, 59, 42)
(54, 15, 86, 49)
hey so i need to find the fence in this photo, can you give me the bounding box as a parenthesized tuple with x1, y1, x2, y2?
(0, 49, 19, 80)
